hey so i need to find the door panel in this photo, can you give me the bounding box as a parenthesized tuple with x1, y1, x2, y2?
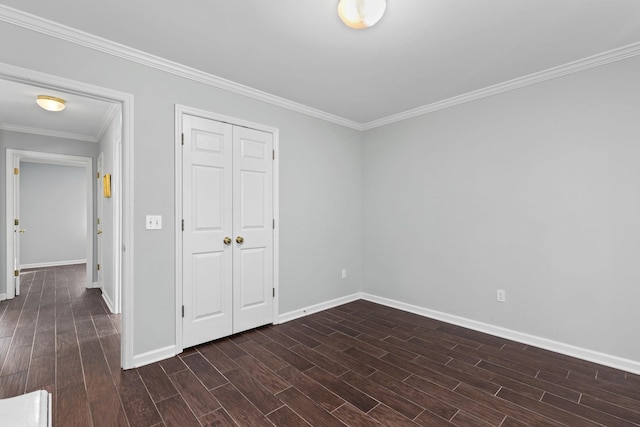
(240, 171, 267, 228)
(232, 127, 273, 334)
(193, 166, 224, 229)
(238, 248, 266, 307)
(182, 114, 233, 347)
(192, 252, 225, 318)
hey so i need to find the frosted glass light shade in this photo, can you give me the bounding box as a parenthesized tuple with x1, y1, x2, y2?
(338, 0, 386, 29)
(36, 95, 66, 112)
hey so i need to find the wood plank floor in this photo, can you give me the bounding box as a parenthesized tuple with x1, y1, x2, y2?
(1, 265, 639, 426)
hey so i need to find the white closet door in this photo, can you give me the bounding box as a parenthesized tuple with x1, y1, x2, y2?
(182, 114, 233, 347)
(182, 114, 274, 348)
(232, 126, 274, 334)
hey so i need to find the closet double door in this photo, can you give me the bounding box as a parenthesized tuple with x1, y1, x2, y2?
(182, 114, 273, 348)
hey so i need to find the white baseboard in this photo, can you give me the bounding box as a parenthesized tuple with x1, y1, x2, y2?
(0, 293, 6, 301)
(88, 281, 101, 289)
(132, 345, 177, 368)
(101, 291, 116, 314)
(278, 293, 362, 324)
(20, 259, 87, 269)
(137, 292, 638, 375)
(361, 293, 640, 375)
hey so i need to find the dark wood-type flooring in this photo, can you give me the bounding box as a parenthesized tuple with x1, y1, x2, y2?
(1, 265, 639, 426)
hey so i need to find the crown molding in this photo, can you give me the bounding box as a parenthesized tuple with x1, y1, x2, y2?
(0, 5, 363, 131)
(361, 41, 640, 130)
(2, 5, 640, 133)
(0, 122, 98, 143)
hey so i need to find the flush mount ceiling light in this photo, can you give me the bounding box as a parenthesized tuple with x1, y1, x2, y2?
(338, 0, 387, 29)
(36, 95, 66, 112)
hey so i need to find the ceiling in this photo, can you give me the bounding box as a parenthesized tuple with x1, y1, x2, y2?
(0, 79, 118, 142)
(1, 0, 640, 134)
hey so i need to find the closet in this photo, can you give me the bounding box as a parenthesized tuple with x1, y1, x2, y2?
(181, 114, 274, 347)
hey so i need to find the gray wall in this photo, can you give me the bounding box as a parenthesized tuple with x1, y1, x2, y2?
(0, 22, 363, 357)
(363, 54, 640, 362)
(0, 130, 99, 289)
(20, 162, 87, 266)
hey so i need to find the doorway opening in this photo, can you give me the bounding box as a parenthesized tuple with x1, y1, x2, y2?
(6, 150, 93, 295)
(0, 63, 134, 369)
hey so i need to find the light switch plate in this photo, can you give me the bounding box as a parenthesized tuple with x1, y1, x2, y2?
(146, 215, 162, 230)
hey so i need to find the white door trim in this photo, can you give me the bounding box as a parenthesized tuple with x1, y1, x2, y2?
(0, 62, 135, 369)
(174, 104, 280, 353)
(96, 152, 104, 291)
(5, 150, 93, 291)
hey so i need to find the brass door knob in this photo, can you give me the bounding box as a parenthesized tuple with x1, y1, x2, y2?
(97, 230, 103, 235)
(19, 229, 27, 234)
(223, 237, 231, 245)
(235, 236, 244, 244)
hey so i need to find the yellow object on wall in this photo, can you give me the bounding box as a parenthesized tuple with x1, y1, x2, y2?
(103, 173, 111, 198)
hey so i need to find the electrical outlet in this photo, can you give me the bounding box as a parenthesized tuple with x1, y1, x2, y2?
(341, 269, 347, 279)
(496, 289, 506, 303)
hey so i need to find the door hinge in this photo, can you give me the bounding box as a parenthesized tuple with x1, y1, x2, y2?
(272, 149, 275, 160)
(181, 133, 184, 146)
(14, 219, 19, 226)
(97, 264, 101, 271)
(273, 219, 275, 229)
(97, 172, 100, 179)
(97, 218, 101, 225)
(272, 288, 275, 298)
(13, 167, 19, 175)
(181, 219, 184, 231)
(14, 270, 20, 277)
(182, 305, 185, 318)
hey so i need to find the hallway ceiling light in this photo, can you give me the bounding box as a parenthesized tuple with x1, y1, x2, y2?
(338, 0, 387, 29)
(36, 95, 66, 112)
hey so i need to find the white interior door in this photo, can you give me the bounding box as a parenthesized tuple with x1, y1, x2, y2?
(182, 115, 234, 347)
(12, 159, 21, 296)
(182, 114, 274, 348)
(96, 153, 104, 289)
(232, 127, 273, 334)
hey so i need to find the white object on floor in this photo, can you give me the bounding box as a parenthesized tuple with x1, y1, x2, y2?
(0, 390, 51, 426)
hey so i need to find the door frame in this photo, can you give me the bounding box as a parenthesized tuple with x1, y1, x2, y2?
(174, 104, 280, 353)
(96, 152, 104, 291)
(0, 62, 135, 369)
(6, 150, 94, 291)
